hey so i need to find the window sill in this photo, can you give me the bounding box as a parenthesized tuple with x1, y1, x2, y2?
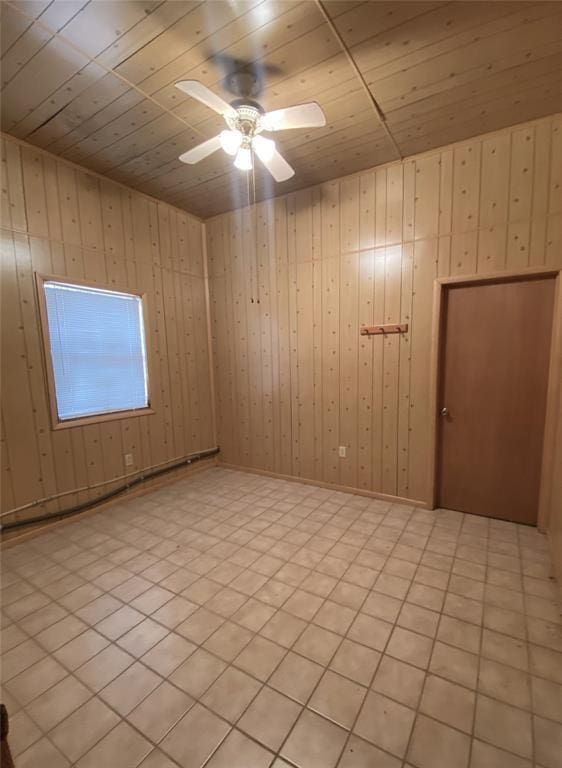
(51, 407, 155, 430)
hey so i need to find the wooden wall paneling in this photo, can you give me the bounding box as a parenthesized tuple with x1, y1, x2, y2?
(339, 177, 359, 489)
(173, 208, 194, 457)
(507, 126, 535, 270)
(196, 215, 215, 446)
(357, 246, 375, 491)
(182, 265, 201, 454)
(546, 118, 562, 269)
(311, 187, 323, 481)
(397, 241, 414, 498)
(274, 198, 292, 476)
(21, 236, 66, 514)
(320, 181, 340, 483)
(452, 142, 481, 233)
(382, 242, 402, 495)
(2, 133, 213, 521)
(1, 142, 51, 518)
(408, 239, 438, 501)
(231, 209, 252, 465)
(286, 194, 300, 477)
(158, 205, 186, 459)
(3, 138, 27, 233)
(450, 142, 481, 275)
(451, 231, 478, 278)
(549, 118, 562, 217)
(295, 195, 315, 481)
(25, 241, 76, 510)
(120, 188, 153, 473)
(359, 172, 375, 251)
(244, 203, 264, 470)
(149, 200, 175, 459)
(437, 236, 451, 279)
(414, 155, 440, 241)
(258, 200, 275, 472)
(381, 165, 405, 494)
(370, 246, 386, 493)
(193, 271, 214, 452)
(131, 195, 165, 466)
(185, 215, 209, 453)
(529, 118, 552, 266)
(357, 172, 376, 490)
(18, 148, 78, 510)
(2, 228, 48, 517)
(265, 203, 281, 475)
(1, 411, 16, 513)
(386, 164, 403, 247)
(546, 213, 562, 270)
(206, 219, 224, 454)
(207, 114, 562, 507)
(206, 218, 231, 460)
(478, 133, 510, 273)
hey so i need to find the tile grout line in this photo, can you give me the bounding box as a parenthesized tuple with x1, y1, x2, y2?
(2, 467, 560, 767)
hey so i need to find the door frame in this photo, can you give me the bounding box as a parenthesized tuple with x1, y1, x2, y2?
(427, 266, 562, 529)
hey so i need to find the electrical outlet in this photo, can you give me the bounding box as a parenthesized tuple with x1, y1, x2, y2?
(124, 453, 134, 467)
(338, 446, 346, 458)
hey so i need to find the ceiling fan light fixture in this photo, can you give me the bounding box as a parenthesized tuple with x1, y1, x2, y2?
(252, 135, 275, 162)
(174, 79, 326, 182)
(220, 129, 243, 156)
(234, 145, 253, 171)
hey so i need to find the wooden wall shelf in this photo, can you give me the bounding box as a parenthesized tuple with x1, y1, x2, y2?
(360, 323, 408, 336)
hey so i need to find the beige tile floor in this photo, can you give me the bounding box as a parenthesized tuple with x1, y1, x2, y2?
(1, 467, 562, 768)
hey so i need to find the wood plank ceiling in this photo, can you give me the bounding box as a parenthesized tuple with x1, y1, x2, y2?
(1, 0, 561, 219)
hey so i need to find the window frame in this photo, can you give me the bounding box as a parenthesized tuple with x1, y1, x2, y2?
(35, 272, 154, 430)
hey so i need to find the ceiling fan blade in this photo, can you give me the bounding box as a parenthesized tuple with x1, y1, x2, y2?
(256, 146, 295, 182)
(261, 102, 326, 132)
(175, 80, 236, 118)
(178, 135, 222, 164)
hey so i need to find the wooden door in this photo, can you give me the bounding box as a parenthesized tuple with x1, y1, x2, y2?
(437, 277, 555, 524)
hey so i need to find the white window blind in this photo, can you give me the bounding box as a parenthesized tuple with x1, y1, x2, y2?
(43, 281, 149, 421)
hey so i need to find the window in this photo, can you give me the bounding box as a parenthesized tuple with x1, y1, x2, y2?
(38, 276, 150, 427)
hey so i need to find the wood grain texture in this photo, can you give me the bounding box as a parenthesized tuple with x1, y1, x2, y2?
(206, 113, 562, 504)
(437, 277, 555, 524)
(1, 134, 215, 523)
(1, 0, 561, 218)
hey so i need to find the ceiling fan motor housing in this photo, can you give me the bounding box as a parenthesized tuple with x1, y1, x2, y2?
(226, 103, 265, 141)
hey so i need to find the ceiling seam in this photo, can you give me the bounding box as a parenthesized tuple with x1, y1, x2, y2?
(314, 0, 403, 160)
(5, 0, 206, 141)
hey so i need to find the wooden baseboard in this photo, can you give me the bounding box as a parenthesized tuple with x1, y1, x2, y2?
(217, 461, 430, 509)
(1, 457, 217, 547)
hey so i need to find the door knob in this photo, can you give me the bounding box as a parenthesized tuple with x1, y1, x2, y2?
(441, 407, 449, 416)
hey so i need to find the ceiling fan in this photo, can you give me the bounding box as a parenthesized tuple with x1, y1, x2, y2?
(174, 80, 326, 182)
